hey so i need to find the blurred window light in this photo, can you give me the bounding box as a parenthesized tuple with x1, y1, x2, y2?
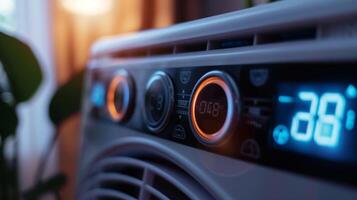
(61, 0, 113, 16)
(0, 0, 16, 31)
(0, 0, 14, 14)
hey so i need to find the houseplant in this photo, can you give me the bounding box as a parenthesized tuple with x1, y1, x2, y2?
(0, 31, 69, 199)
(0, 31, 42, 199)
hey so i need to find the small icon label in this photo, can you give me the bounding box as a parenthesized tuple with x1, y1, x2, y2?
(180, 71, 191, 84)
(273, 125, 289, 145)
(240, 139, 261, 159)
(249, 69, 269, 87)
(173, 125, 186, 140)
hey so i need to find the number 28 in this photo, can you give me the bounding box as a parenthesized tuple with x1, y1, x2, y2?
(290, 92, 346, 147)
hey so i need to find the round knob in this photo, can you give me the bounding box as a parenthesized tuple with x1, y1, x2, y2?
(106, 69, 134, 122)
(143, 71, 174, 133)
(189, 71, 240, 145)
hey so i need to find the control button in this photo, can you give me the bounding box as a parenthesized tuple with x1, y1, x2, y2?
(249, 69, 269, 87)
(180, 71, 191, 84)
(90, 82, 106, 107)
(173, 124, 186, 140)
(144, 71, 174, 132)
(189, 71, 240, 145)
(240, 139, 261, 159)
(106, 69, 134, 122)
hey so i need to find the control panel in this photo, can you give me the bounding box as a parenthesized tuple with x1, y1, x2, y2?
(89, 63, 357, 185)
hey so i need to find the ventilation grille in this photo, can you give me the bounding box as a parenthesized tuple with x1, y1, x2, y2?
(78, 155, 215, 200)
(104, 27, 317, 59)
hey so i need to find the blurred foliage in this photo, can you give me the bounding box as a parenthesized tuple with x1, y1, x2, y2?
(0, 100, 17, 139)
(23, 173, 67, 200)
(49, 70, 84, 126)
(0, 21, 85, 200)
(0, 32, 42, 104)
(0, 32, 69, 199)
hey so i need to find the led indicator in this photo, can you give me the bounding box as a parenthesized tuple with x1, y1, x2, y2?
(276, 91, 350, 148)
(346, 110, 355, 131)
(290, 92, 318, 142)
(313, 93, 345, 147)
(346, 84, 357, 99)
(273, 125, 289, 145)
(91, 83, 105, 107)
(278, 95, 293, 103)
(274, 82, 357, 161)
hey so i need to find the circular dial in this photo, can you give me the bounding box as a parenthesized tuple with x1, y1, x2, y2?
(144, 71, 174, 132)
(189, 71, 239, 145)
(106, 69, 134, 122)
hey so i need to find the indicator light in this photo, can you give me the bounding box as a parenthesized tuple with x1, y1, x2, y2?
(189, 71, 239, 145)
(106, 70, 134, 122)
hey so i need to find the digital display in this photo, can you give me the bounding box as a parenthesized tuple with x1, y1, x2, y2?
(146, 78, 167, 123)
(195, 84, 227, 134)
(273, 83, 357, 161)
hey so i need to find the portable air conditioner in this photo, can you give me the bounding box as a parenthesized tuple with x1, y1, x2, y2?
(78, 0, 357, 199)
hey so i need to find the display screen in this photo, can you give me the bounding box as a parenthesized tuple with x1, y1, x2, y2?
(146, 78, 167, 123)
(273, 83, 357, 162)
(195, 84, 228, 134)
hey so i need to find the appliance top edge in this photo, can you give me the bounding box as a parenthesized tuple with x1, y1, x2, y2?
(90, 0, 357, 57)
(87, 39, 357, 70)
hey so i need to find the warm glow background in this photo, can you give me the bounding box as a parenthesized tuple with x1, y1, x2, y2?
(53, 0, 175, 85)
(52, 0, 175, 198)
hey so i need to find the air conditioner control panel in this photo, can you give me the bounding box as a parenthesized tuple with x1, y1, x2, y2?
(89, 63, 357, 185)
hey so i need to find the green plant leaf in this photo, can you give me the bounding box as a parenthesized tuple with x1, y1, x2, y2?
(0, 100, 18, 139)
(0, 32, 42, 104)
(49, 70, 84, 126)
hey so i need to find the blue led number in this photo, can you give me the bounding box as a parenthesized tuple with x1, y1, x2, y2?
(286, 92, 347, 147)
(314, 93, 346, 147)
(291, 92, 318, 142)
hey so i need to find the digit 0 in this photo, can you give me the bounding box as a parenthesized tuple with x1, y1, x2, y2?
(199, 101, 207, 114)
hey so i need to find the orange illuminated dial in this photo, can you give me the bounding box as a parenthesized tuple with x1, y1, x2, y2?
(189, 71, 239, 145)
(106, 69, 134, 122)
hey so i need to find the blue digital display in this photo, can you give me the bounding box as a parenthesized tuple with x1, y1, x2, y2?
(273, 84, 357, 161)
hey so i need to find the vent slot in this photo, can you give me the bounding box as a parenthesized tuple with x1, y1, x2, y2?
(149, 46, 174, 56)
(110, 27, 318, 59)
(79, 152, 217, 200)
(175, 41, 208, 53)
(103, 165, 143, 180)
(152, 175, 190, 200)
(100, 181, 140, 198)
(112, 48, 148, 58)
(210, 36, 254, 49)
(256, 27, 317, 44)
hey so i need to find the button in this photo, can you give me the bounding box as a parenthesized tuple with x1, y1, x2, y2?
(144, 71, 174, 132)
(189, 71, 240, 145)
(106, 69, 134, 122)
(240, 139, 261, 159)
(249, 69, 269, 87)
(173, 124, 186, 140)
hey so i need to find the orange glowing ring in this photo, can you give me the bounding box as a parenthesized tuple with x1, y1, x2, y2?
(106, 71, 133, 122)
(190, 71, 239, 145)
